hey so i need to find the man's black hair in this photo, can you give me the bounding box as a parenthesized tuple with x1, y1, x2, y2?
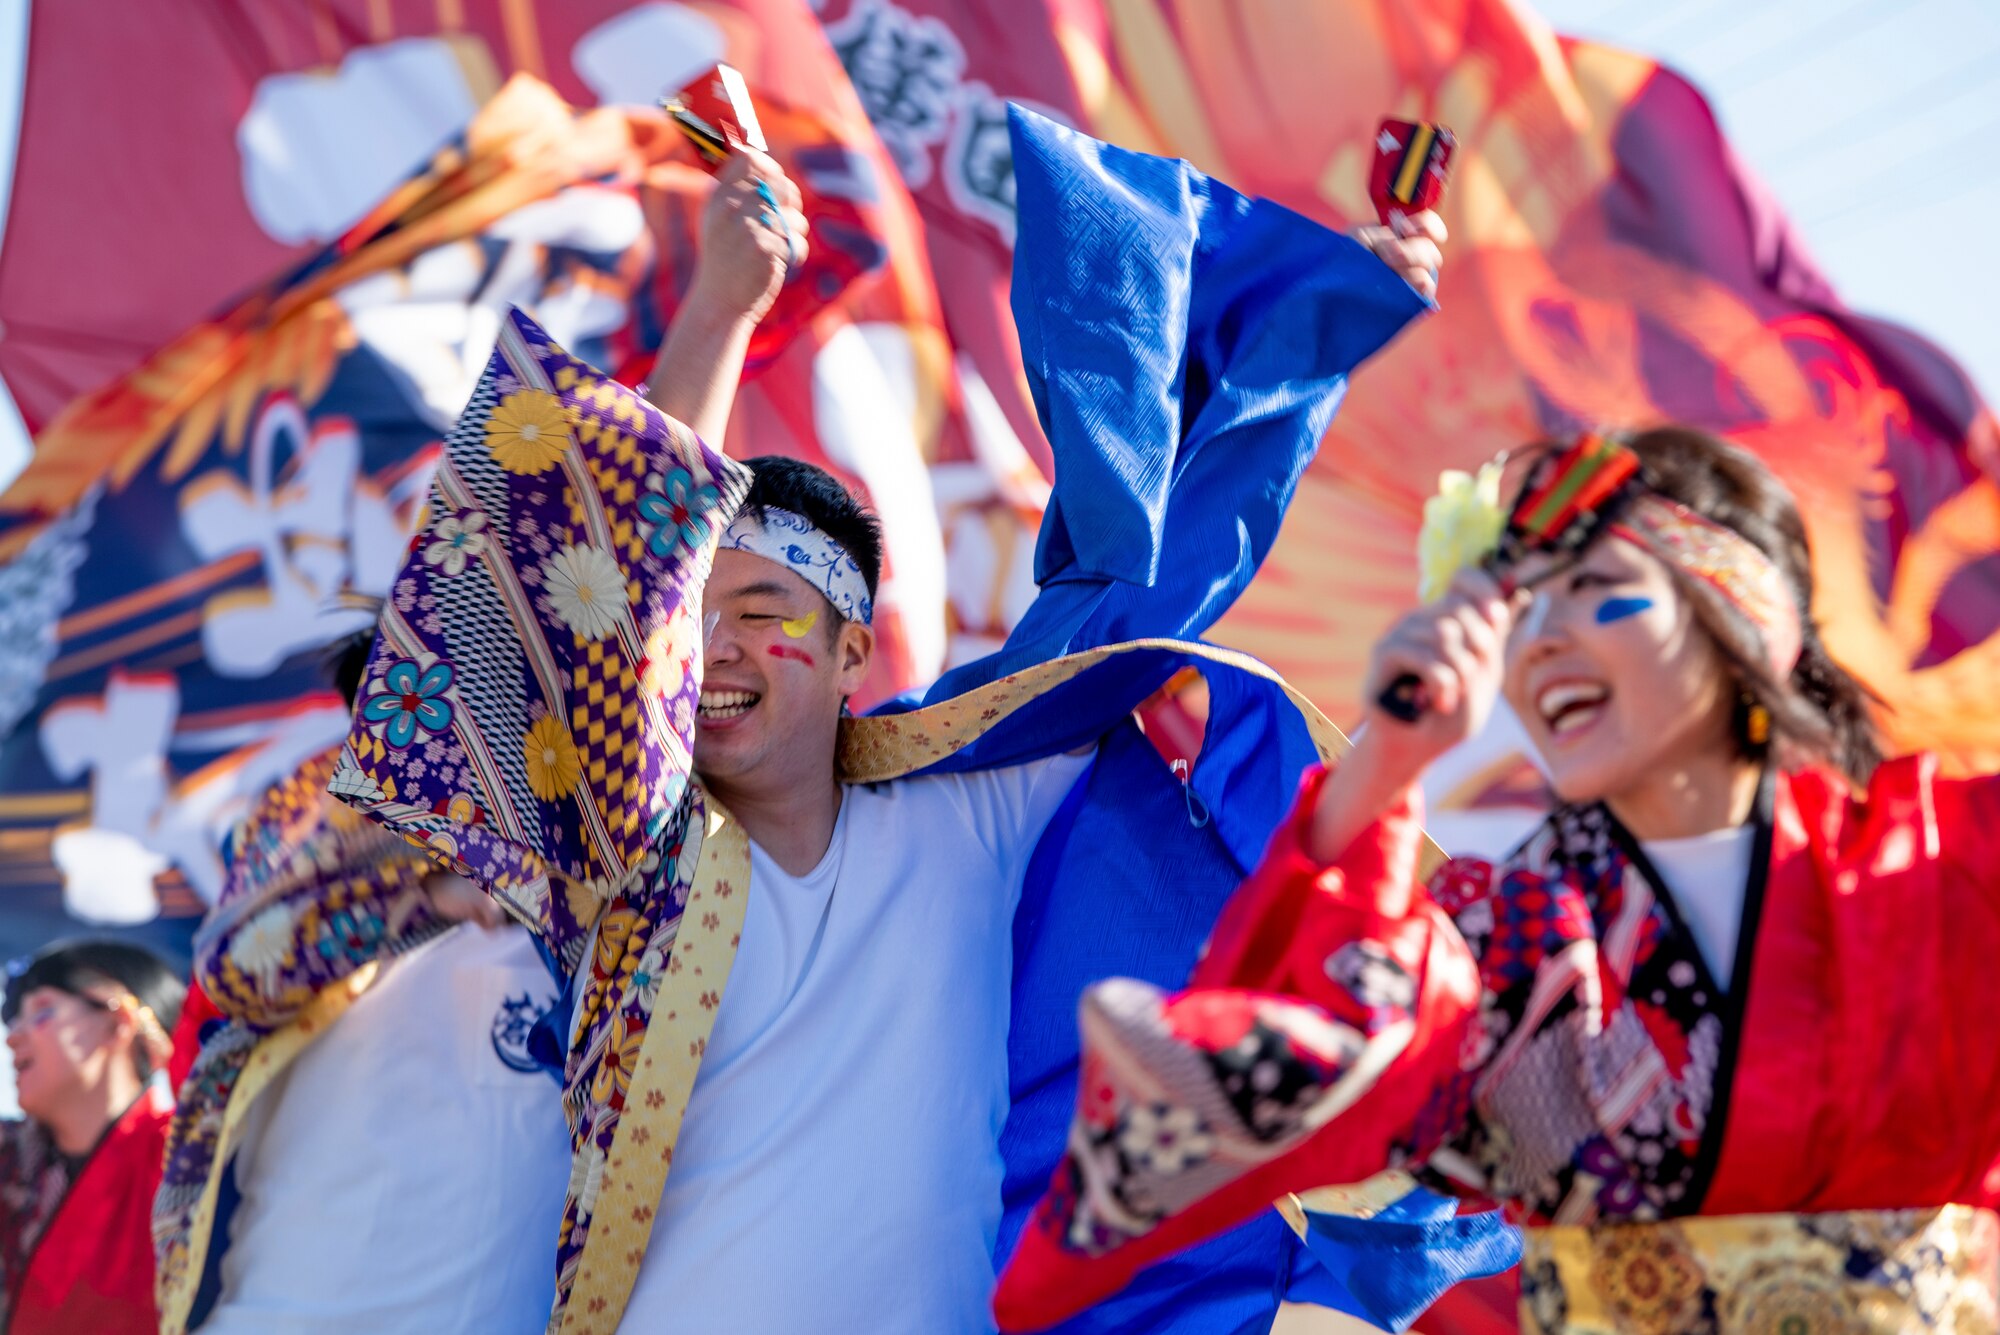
(3, 938, 184, 1033)
(326, 629, 376, 709)
(740, 456, 884, 603)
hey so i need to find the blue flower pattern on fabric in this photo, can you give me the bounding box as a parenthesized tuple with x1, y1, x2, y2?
(638, 467, 722, 559)
(718, 507, 874, 624)
(313, 907, 387, 970)
(359, 659, 456, 749)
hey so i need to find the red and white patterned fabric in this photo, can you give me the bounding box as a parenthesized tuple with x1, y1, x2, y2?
(996, 756, 2000, 1330)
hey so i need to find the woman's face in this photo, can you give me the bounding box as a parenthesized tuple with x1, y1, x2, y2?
(5, 986, 123, 1124)
(1502, 534, 1740, 806)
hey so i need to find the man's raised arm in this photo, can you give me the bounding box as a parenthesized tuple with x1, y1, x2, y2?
(644, 149, 810, 450)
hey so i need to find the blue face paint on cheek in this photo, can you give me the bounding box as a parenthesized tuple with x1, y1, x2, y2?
(1594, 596, 1653, 625)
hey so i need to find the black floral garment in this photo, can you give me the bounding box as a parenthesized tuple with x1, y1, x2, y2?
(1400, 776, 1775, 1226)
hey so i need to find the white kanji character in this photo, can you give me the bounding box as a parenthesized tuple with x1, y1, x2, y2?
(337, 186, 644, 429)
(39, 671, 353, 922)
(179, 396, 384, 677)
(824, 0, 967, 187)
(940, 86, 1073, 248)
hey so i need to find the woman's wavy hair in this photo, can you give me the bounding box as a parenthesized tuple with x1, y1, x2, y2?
(1540, 425, 1883, 785)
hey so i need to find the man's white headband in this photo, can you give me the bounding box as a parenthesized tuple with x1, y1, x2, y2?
(720, 507, 874, 625)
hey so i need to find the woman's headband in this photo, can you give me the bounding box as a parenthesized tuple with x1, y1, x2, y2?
(719, 507, 874, 626)
(1608, 494, 1803, 681)
(1416, 432, 1806, 682)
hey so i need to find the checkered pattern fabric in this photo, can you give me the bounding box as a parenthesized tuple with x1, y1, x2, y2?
(329, 306, 748, 953)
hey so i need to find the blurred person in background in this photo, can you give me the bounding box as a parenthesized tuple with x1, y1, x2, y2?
(1, 938, 184, 1335)
(151, 628, 569, 1335)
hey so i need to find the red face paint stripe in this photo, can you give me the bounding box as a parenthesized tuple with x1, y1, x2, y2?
(766, 644, 816, 667)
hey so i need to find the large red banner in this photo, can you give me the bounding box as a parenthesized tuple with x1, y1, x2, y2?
(0, 0, 1993, 985)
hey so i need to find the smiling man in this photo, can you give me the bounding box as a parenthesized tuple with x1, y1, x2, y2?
(632, 456, 1095, 1326)
(332, 107, 1506, 1335)
(693, 461, 902, 869)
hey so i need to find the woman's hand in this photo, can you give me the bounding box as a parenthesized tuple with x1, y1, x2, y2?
(1351, 209, 1446, 302)
(1308, 568, 1520, 862)
(1364, 567, 1517, 763)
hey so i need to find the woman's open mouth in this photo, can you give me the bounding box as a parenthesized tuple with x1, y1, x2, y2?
(1536, 680, 1610, 741)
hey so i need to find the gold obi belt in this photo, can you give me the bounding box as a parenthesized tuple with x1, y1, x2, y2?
(1519, 1206, 2000, 1333)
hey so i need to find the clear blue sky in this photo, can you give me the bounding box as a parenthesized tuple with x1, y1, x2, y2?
(0, 0, 27, 488)
(1534, 0, 2000, 400)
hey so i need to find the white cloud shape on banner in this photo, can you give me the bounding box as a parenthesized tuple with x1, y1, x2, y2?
(571, 3, 727, 107)
(238, 38, 477, 245)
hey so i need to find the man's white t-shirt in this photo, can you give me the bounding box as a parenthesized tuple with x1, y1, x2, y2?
(201, 922, 570, 1334)
(615, 754, 1090, 1334)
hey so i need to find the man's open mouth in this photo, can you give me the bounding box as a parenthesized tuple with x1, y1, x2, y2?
(698, 690, 760, 721)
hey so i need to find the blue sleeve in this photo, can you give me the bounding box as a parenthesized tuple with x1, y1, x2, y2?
(911, 107, 1428, 706)
(1284, 1193, 1524, 1329)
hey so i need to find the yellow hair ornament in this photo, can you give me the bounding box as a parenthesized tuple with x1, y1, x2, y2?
(1416, 461, 1506, 603)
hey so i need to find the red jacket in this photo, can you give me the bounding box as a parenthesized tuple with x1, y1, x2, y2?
(8, 1087, 173, 1335)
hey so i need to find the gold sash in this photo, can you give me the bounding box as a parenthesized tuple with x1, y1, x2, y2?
(1521, 1207, 2000, 1333)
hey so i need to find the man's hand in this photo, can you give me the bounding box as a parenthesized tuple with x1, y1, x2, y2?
(645, 148, 810, 447)
(685, 148, 811, 327)
(421, 869, 504, 930)
(1351, 209, 1447, 303)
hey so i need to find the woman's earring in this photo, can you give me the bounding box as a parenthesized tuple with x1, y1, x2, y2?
(1745, 698, 1771, 747)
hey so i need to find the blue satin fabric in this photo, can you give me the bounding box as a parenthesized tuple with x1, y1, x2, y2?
(870, 109, 1515, 1332)
(903, 106, 1432, 870)
(1289, 1192, 1525, 1327)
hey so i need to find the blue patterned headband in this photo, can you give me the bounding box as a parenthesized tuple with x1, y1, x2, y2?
(720, 507, 874, 625)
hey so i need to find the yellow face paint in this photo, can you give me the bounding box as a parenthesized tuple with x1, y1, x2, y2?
(781, 611, 818, 639)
